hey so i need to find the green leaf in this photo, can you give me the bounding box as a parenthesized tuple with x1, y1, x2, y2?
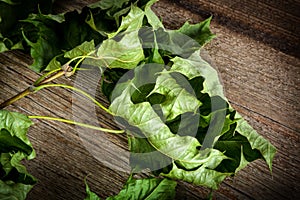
(169, 52, 275, 174)
(108, 5, 145, 38)
(1, 152, 36, 185)
(0, 180, 34, 200)
(235, 113, 276, 172)
(21, 19, 61, 72)
(139, 28, 201, 58)
(0, 41, 9, 52)
(20, 9, 106, 72)
(44, 55, 62, 71)
(161, 161, 230, 190)
(171, 52, 228, 149)
(235, 146, 249, 173)
(106, 177, 177, 200)
(25, 12, 65, 23)
(0, 0, 53, 36)
(171, 51, 224, 97)
(0, 0, 54, 69)
(58, 9, 103, 51)
(128, 134, 172, 172)
(97, 30, 144, 69)
(178, 16, 216, 46)
(0, 129, 32, 155)
(150, 70, 202, 121)
(89, 0, 130, 11)
(110, 65, 228, 170)
(0, 110, 35, 159)
(85, 11, 113, 37)
(144, 0, 163, 29)
(213, 124, 262, 173)
(0, 0, 143, 69)
(0, 0, 20, 5)
(84, 179, 101, 200)
(0, 110, 36, 198)
(0, 110, 36, 183)
(88, 0, 132, 26)
(85, 176, 176, 200)
(64, 40, 95, 59)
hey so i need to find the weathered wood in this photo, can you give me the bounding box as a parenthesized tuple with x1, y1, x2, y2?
(165, 0, 300, 58)
(0, 0, 299, 199)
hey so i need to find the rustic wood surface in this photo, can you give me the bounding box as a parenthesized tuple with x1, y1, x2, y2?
(0, 0, 299, 199)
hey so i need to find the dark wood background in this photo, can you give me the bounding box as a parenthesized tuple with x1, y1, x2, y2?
(0, 0, 299, 199)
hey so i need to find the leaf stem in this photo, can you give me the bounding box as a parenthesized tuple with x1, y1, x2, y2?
(72, 56, 86, 73)
(1, 64, 73, 109)
(66, 50, 96, 67)
(0, 53, 105, 109)
(0, 88, 32, 109)
(28, 115, 124, 134)
(36, 70, 66, 85)
(34, 68, 62, 86)
(0, 69, 68, 109)
(33, 84, 113, 115)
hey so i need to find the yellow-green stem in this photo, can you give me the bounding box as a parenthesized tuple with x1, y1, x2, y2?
(29, 115, 124, 134)
(72, 56, 86, 73)
(37, 70, 66, 85)
(33, 84, 113, 115)
(34, 68, 61, 86)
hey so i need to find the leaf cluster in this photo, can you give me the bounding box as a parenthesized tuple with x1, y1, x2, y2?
(0, 0, 276, 199)
(81, 1, 275, 199)
(97, 1, 276, 191)
(0, 110, 36, 200)
(0, 0, 149, 72)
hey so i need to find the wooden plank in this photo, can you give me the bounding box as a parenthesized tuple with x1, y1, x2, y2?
(0, 0, 299, 199)
(167, 0, 300, 58)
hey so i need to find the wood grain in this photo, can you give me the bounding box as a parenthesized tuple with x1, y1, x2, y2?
(0, 0, 299, 199)
(169, 0, 300, 58)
